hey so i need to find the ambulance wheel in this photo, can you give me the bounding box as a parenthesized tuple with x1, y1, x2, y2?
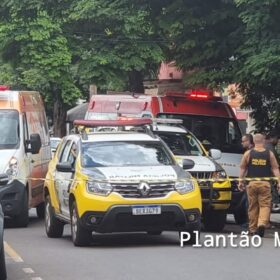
(36, 202, 45, 219)
(70, 201, 92, 247)
(203, 210, 226, 232)
(45, 196, 64, 238)
(13, 190, 29, 228)
(0, 244, 7, 280)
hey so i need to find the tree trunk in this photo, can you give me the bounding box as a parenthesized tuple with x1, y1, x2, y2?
(53, 97, 67, 137)
(128, 70, 144, 93)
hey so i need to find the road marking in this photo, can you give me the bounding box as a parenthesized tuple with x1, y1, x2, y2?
(23, 267, 35, 274)
(4, 241, 24, 262)
(31, 278, 43, 280)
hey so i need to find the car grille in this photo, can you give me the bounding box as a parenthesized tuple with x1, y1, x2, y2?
(189, 172, 214, 180)
(112, 182, 175, 198)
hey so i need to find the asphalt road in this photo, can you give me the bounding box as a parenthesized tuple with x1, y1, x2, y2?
(3, 210, 280, 280)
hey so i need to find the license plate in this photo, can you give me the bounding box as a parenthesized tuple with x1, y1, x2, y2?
(132, 205, 161, 215)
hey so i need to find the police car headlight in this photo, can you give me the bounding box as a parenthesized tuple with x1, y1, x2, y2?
(5, 157, 19, 182)
(86, 181, 112, 196)
(212, 170, 227, 180)
(175, 180, 194, 194)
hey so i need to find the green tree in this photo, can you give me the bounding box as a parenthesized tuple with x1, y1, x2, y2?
(0, 0, 81, 136)
(157, 0, 242, 88)
(157, 0, 279, 131)
(234, 0, 280, 132)
(67, 0, 164, 93)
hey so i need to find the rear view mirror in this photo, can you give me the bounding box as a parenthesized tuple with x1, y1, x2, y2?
(56, 162, 73, 173)
(26, 133, 42, 154)
(209, 149, 222, 160)
(182, 159, 195, 170)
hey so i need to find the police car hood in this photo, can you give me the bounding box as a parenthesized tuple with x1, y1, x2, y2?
(0, 149, 16, 174)
(83, 165, 189, 182)
(175, 156, 222, 172)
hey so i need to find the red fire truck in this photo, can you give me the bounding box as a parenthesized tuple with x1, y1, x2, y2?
(85, 90, 246, 224)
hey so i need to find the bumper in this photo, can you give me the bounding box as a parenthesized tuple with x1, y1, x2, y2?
(199, 181, 232, 210)
(0, 180, 26, 217)
(80, 205, 201, 233)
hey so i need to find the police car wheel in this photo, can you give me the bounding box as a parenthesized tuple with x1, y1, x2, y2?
(13, 189, 29, 228)
(0, 244, 7, 280)
(70, 202, 92, 247)
(203, 210, 226, 232)
(45, 196, 64, 238)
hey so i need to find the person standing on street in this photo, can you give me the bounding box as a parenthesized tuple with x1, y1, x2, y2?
(238, 134, 280, 237)
(241, 134, 254, 151)
(266, 132, 280, 211)
(239, 133, 254, 229)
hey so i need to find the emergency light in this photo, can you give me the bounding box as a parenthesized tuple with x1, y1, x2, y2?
(74, 118, 152, 128)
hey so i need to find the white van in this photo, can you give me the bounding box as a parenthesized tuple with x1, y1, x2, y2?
(0, 86, 51, 227)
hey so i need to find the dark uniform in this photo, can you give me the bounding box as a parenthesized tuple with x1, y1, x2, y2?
(246, 149, 272, 233)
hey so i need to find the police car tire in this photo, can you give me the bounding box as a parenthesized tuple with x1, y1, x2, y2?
(45, 196, 64, 238)
(0, 244, 7, 280)
(36, 202, 45, 219)
(203, 210, 226, 232)
(13, 190, 29, 228)
(71, 202, 92, 247)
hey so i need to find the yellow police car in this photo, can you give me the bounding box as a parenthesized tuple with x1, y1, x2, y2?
(152, 119, 231, 232)
(44, 119, 202, 246)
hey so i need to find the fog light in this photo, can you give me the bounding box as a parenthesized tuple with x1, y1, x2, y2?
(188, 214, 196, 222)
(87, 215, 98, 225)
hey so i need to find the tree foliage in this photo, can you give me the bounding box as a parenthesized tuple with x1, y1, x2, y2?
(0, 0, 279, 133)
(234, 0, 280, 132)
(156, 0, 279, 131)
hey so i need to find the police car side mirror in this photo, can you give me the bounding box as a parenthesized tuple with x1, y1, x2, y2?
(182, 159, 195, 170)
(56, 162, 73, 173)
(209, 149, 222, 160)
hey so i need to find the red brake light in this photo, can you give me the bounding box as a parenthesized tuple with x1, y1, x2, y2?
(0, 85, 10, 91)
(74, 118, 152, 127)
(189, 90, 210, 100)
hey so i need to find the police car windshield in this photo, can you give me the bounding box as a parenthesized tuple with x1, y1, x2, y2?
(0, 110, 19, 149)
(155, 132, 205, 156)
(81, 141, 174, 167)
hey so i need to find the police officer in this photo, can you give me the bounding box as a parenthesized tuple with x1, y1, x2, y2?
(238, 134, 280, 237)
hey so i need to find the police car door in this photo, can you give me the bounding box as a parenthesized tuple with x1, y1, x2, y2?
(55, 140, 75, 217)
